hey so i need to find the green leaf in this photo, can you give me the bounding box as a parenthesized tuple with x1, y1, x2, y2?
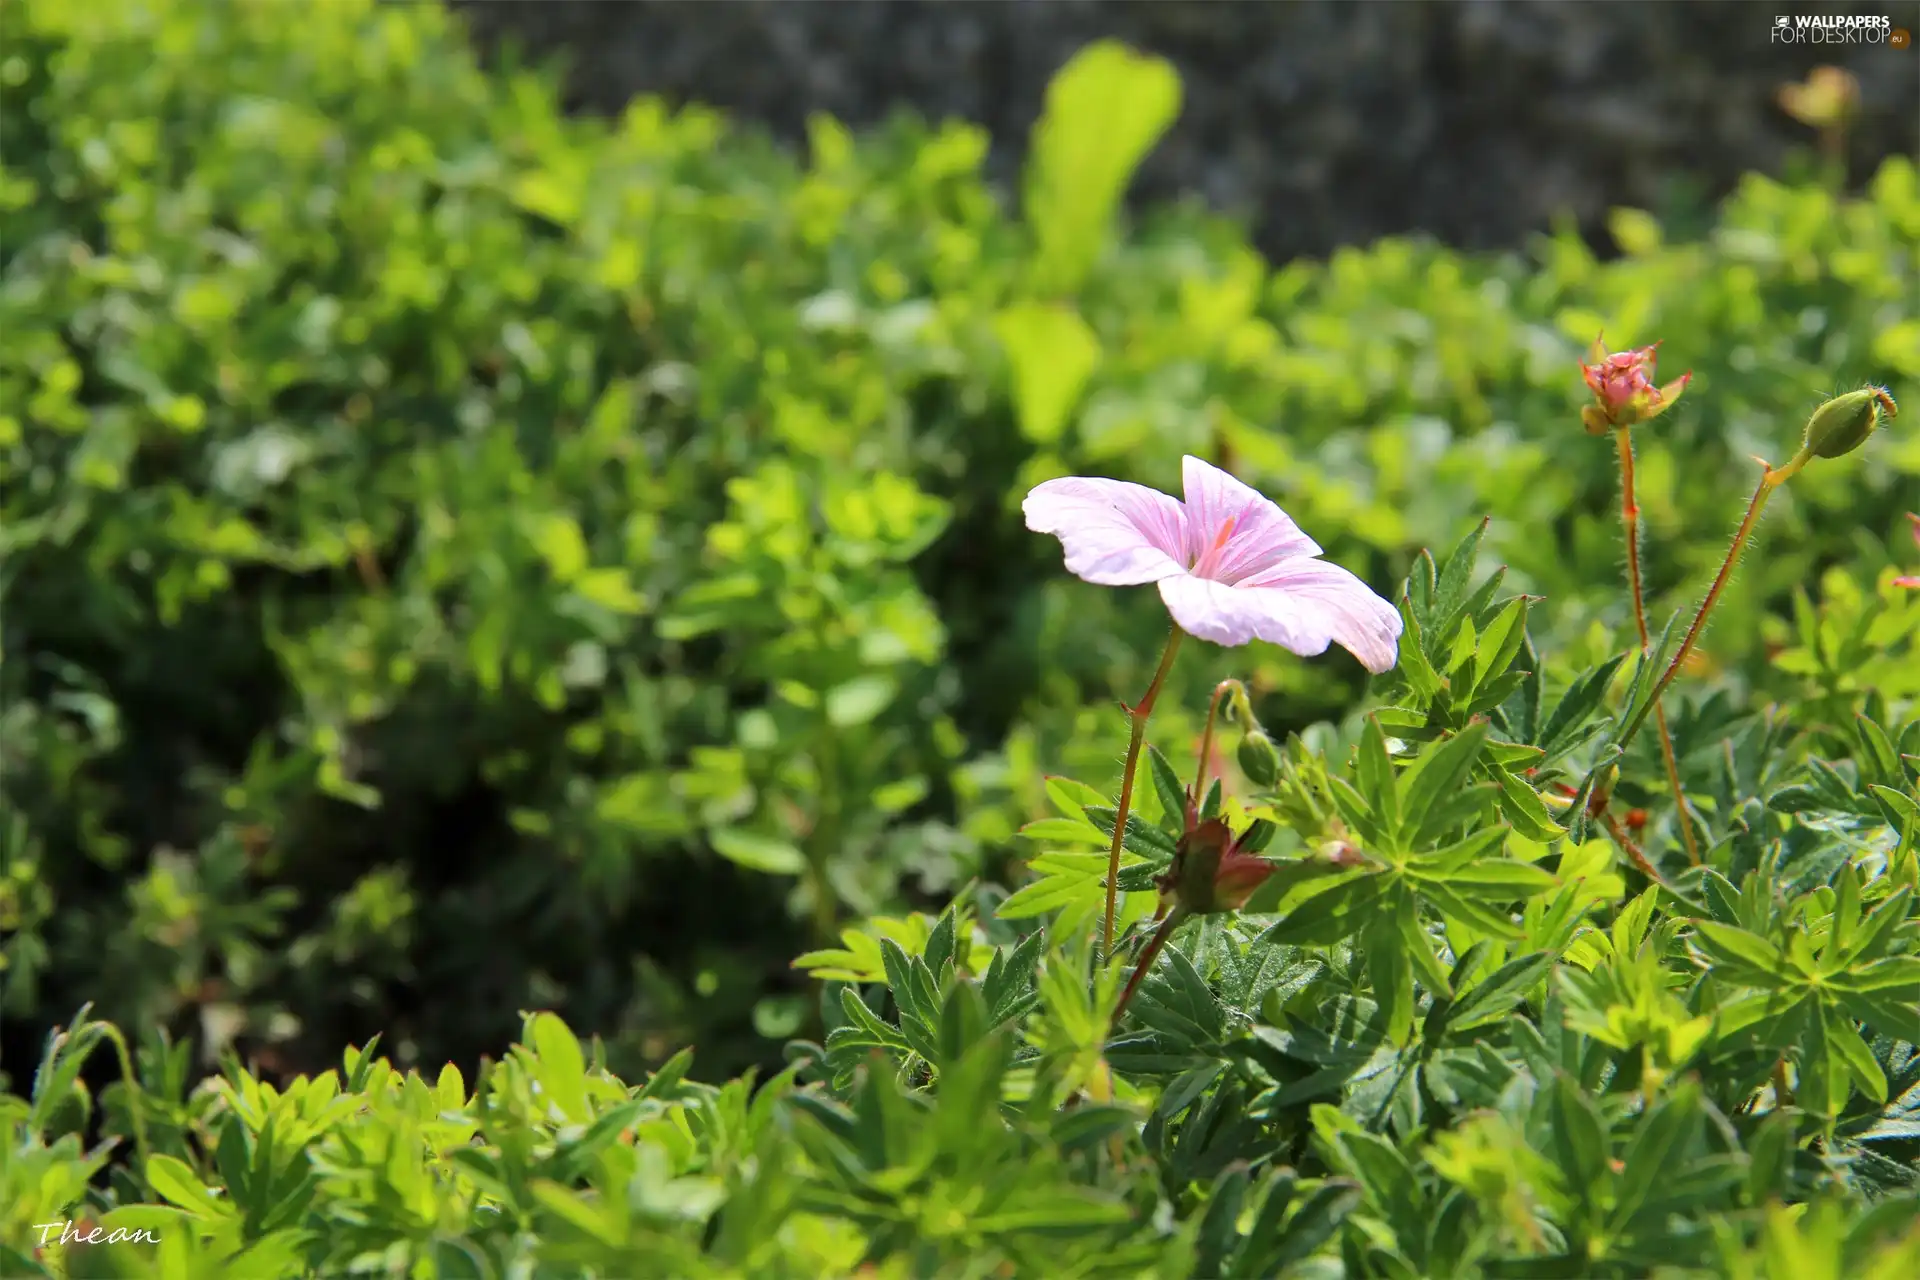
(1325, 775, 1384, 847)
(1025, 41, 1181, 293)
(1436, 860, 1559, 900)
(1228, 1169, 1296, 1280)
(824, 675, 897, 727)
(969, 1191, 1133, 1231)
(1255, 1181, 1361, 1277)
(1443, 952, 1552, 1033)
(1611, 1082, 1701, 1228)
(1240, 860, 1369, 918)
(1018, 817, 1107, 846)
(1608, 610, 1684, 751)
(529, 1012, 592, 1124)
(1260, 871, 1397, 946)
(1538, 654, 1629, 759)
(709, 828, 807, 876)
(1472, 597, 1530, 690)
(1494, 766, 1568, 841)
(996, 304, 1102, 444)
(1356, 718, 1402, 843)
(1691, 921, 1788, 984)
(1394, 597, 1445, 700)
(998, 849, 1149, 932)
(1401, 721, 1490, 845)
(532, 1179, 624, 1245)
(1825, 1013, 1888, 1104)
(1419, 881, 1526, 940)
(1853, 714, 1901, 783)
(1085, 806, 1180, 858)
(1045, 776, 1107, 820)
(637, 1047, 695, 1103)
(1433, 518, 1490, 628)
(146, 1154, 234, 1219)
(1194, 1165, 1250, 1279)
(1148, 745, 1189, 832)
(1546, 1073, 1608, 1193)
(1366, 914, 1417, 1045)
(528, 512, 589, 583)
(1397, 895, 1453, 998)
(1836, 955, 1920, 992)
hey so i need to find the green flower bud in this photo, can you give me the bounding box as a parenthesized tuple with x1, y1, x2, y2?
(1803, 387, 1895, 460)
(1237, 729, 1280, 788)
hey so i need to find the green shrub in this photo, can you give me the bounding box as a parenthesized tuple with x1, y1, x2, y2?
(1, 0, 1916, 1105)
(3, 517, 1916, 1275)
(2, 4, 1918, 1269)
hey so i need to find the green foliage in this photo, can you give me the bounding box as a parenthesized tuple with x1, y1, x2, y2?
(3, 532, 1915, 1274)
(2, 3, 1919, 1272)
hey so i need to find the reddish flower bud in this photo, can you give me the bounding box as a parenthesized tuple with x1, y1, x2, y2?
(1160, 818, 1274, 916)
(1579, 335, 1691, 433)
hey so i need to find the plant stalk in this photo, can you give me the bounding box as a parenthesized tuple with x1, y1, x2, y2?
(1192, 679, 1244, 810)
(1613, 427, 1700, 864)
(1112, 909, 1184, 1024)
(1618, 449, 1812, 751)
(1101, 626, 1185, 959)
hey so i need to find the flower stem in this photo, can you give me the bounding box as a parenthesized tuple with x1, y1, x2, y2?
(1613, 428, 1700, 864)
(1618, 449, 1811, 751)
(1192, 679, 1245, 810)
(1113, 909, 1184, 1024)
(1102, 626, 1185, 960)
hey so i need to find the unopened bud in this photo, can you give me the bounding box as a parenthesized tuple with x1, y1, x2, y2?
(1237, 729, 1280, 787)
(1803, 387, 1895, 460)
(1169, 819, 1273, 915)
(1321, 838, 1366, 868)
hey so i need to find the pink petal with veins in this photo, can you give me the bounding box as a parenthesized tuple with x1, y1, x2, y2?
(1022, 476, 1190, 585)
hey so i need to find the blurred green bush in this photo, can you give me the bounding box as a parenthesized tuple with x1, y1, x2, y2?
(1, 0, 1916, 1083)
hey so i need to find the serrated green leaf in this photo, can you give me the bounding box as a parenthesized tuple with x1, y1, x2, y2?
(1494, 766, 1568, 841)
(1401, 721, 1489, 846)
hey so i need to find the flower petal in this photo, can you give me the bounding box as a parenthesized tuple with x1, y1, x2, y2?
(1179, 456, 1320, 583)
(1023, 476, 1190, 585)
(1237, 558, 1403, 672)
(1161, 558, 1402, 672)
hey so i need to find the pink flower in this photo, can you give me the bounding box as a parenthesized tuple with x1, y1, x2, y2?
(1896, 513, 1920, 590)
(1579, 336, 1691, 433)
(1023, 456, 1401, 672)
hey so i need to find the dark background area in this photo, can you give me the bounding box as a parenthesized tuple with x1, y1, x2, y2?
(452, 0, 1920, 261)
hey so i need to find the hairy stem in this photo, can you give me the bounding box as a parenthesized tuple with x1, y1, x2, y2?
(1619, 449, 1811, 751)
(1113, 909, 1184, 1024)
(1192, 679, 1244, 811)
(1101, 627, 1186, 959)
(1614, 427, 1700, 864)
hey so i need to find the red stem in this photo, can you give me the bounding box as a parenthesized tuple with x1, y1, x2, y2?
(1614, 427, 1700, 864)
(1100, 627, 1185, 959)
(1113, 911, 1183, 1024)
